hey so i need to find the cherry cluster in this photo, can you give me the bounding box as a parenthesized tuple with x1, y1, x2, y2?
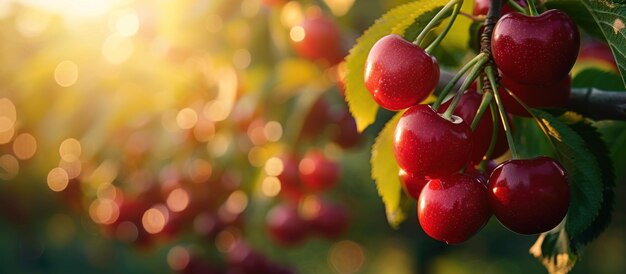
(363, 1, 577, 244)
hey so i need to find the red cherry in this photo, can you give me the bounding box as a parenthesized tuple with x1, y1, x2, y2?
(440, 89, 496, 164)
(330, 109, 360, 149)
(299, 150, 341, 191)
(266, 203, 309, 246)
(300, 98, 331, 140)
(473, 0, 527, 16)
(418, 174, 491, 244)
(488, 157, 569, 234)
(393, 104, 472, 178)
(365, 34, 440, 110)
(291, 16, 344, 65)
(398, 169, 428, 199)
(500, 74, 571, 116)
(308, 200, 350, 239)
(277, 154, 304, 201)
(492, 10, 580, 85)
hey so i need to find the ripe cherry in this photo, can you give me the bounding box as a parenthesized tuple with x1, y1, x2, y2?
(440, 89, 495, 164)
(473, 0, 527, 16)
(394, 104, 472, 178)
(277, 154, 304, 201)
(307, 199, 350, 239)
(488, 157, 569, 235)
(291, 15, 344, 65)
(330, 108, 360, 149)
(266, 203, 309, 246)
(398, 169, 428, 200)
(418, 173, 491, 244)
(492, 10, 580, 85)
(300, 98, 331, 140)
(500, 74, 571, 116)
(365, 34, 440, 110)
(299, 150, 341, 191)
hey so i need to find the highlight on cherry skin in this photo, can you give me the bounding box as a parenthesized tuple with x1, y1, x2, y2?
(488, 156, 570, 235)
(365, 34, 440, 111)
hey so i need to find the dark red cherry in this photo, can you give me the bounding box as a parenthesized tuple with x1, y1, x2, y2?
(330, 109, 360, 149)
(440, 89, 495, 164)
(266, 203, 309, 246)
(398, 169, 429, 199)
(277, 154, 304, 201)
(308, 200, 350, 239)
(418, 173, 491, 244)
(365, 34, 440, 110)
(299, 150, 341, 191)
(473, 0, 527, 16)
(291, 15, 344, 65)
(394, 104, 472, 178)
(488, 157, 569, 234)
(300, 98, 331, 140)
(500, 74, 571, 116)
(492, 10, 580, 85)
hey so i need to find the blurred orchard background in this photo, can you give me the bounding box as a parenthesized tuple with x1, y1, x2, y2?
(0, 0, 625, 273)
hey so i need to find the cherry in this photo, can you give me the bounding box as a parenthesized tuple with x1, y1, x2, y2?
(488, 156, 569, 234)
(291, 15, 344, 65)
(300, 98, 331, 140)
(440, 88, 496, 164)
(418, 173, 491, 244)
(277, 154, 304, 201)
(330, 108, 360, 149)
(266, 203, 309, 246)
(299, 150, 341, 191)
(398, 169, 428, 200)
(500, 74, 571, 116)
(308, 200, 350, 239)
(473, 0, 527, 16)
(393, 104, 472, 178)
(365, 34, 440, 110)
(492, 10, 580, 85)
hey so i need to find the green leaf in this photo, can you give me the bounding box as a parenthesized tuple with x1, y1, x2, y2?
(567, 121, 615, 248)
(572, 68, 626, 90)
(578, 0, 626, 87)
(371, 112, 409, 228)
(595, 120, 626, 180)
(530, 110, 604, 240)
(345, 0, 449, 132)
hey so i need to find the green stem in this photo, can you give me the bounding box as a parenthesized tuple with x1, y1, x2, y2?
(433, 53, 488, 110)
(425, 0, 463, 53)
(485, 66, 518, 158)
(507, 0, 527, 14)
(442, 57, 489, 119)
(470, 91, 493, 130)
(478, 102, 500, 171)
(414, 0, 462, 47)
(526, 0, 538, 16)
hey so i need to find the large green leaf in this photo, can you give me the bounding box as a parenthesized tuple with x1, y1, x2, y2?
(579, 0, 626, 87)
(345, 0, 448, 132)
(567, 121, 615, 248)
(371, 112, 410, 228)
(530, 110, 604, 240)
(572, 68, 626, 90)
(595, 120, 626, 180)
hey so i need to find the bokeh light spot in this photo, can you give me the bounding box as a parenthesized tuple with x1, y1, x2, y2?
(167, 246, 190, 271)
(54, 60, 78, 87)
(261, 176, 281, 197)
(329, 240, 366, 274)
(13, 133, 37, 160)
(47, 167, 69, 192)
(59, 138, 82, 162)
(0, 154, 19, 180)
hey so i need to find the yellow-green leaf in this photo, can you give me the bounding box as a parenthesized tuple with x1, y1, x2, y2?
(371, 112, 408, 228)
(345, 0, 448, 132)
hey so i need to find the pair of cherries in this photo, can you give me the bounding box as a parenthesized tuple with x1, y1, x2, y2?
(364, 5, 575, 243)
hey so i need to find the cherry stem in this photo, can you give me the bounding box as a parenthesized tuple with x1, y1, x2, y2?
(414, 0, 462, 47)
(459, 11, 485, 22)
(425, 0, 463, 53)
(526, 0, 538, 16)
(485, 66, 518, 158)
(442, 57, 489, 120)
(507, 0, 528, 14)
(478, 102, 500, 171)
(470, 91, 493, 130)
(433, 53, 488, 110)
